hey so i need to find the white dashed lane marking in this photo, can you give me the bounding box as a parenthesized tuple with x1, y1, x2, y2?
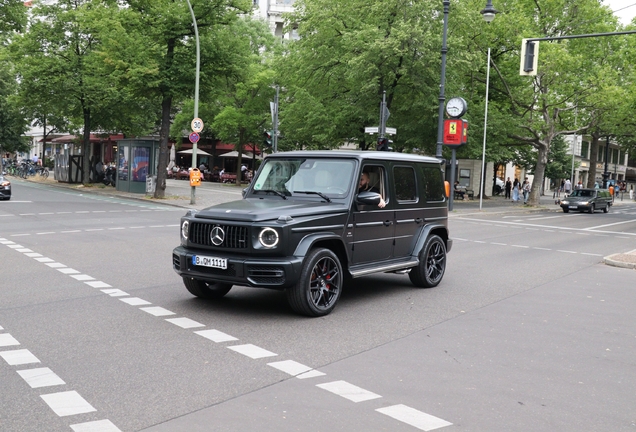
(317, 380, 382, 403)
(0, 334, 21, 347)
(70, 419, 122, 432)
(140, 307, 175, 317)
(40, 391, 97, 417)
(18, 367, 66, 388)
(228, 344, 278, 359)
(268, 360, 314, 377)
(195, 329, 239, 343)
(376, 404, 453, 431)
(0, 349, 41, 365)
(166, 317, 205, 329)
(119, 297, 151, 306)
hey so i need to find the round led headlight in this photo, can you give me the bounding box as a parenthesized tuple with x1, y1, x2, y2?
(181, 220, 189, 239)
(258, 227, 279, 248)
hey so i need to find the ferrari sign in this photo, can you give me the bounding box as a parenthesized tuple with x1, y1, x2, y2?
(443, 119, 467, 147)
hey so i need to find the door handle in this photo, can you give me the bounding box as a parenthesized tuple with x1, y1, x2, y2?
(415, 218, 423, 224)
(383, 220, 393, 226)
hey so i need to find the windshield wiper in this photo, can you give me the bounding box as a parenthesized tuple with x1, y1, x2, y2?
(255, 189, 287, 199)
(295, 190, 331, 202)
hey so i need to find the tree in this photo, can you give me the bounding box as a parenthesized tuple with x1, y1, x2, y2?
(276, 0, 476, 153)
(11, 0, 135, 184)
(0, 49, 28, 157)
(0, 0, 27, 41)
(98, 0, 252, 198)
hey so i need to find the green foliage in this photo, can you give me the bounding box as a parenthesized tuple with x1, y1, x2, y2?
(0, 48, 29, 154)
(0, 0, 27, 42)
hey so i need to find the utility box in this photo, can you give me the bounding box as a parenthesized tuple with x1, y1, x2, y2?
(146, 175, 156, 193)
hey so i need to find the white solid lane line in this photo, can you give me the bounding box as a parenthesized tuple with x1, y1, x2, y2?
(317, 380, 382, 403)
(583, 219, 636, 230)
(376, 404, 452, 431)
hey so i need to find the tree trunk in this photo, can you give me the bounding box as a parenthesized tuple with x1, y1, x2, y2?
(529, 144, 548, 205)
(587, 133, 600, 188)
(82, 108, 91, 185)
(154, 94, 172, 199)
(154, 38, 176, 199)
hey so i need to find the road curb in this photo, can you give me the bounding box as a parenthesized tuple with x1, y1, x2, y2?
(603, 250, 636, 270)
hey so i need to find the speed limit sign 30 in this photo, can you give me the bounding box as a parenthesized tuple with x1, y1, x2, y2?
(191, 118, 204, 133)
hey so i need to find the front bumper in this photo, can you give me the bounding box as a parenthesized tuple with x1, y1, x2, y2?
(560, 203, 591, 211)
(172, 246, 303, 289)
(0, 188, 10, 199)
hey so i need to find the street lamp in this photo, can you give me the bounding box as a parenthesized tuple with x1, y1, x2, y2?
(478, 1, 499, 211)
(186, 0, 200, 205)
(435, 0, 450, 159)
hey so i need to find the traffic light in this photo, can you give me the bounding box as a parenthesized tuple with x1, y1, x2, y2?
(520, 39, 539, 76)
(263, 130, 273, 148)
(376, 137, 389, 151)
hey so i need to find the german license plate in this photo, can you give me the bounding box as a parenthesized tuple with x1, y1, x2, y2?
(192, 255, 227, 269)
(569, 206, 577, 209)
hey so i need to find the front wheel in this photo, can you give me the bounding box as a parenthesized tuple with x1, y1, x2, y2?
(603, 204, 609, 213)
(183, 277, 232, 299)
(562, 207, 569, 213)
(287, 248, 343, 317)
(409, 235, 447, 288)
(588, 204, 594, 214)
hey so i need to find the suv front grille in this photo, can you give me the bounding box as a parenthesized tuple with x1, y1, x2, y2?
(190, 223, 248, 249)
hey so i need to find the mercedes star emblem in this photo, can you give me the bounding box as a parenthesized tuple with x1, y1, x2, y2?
(210, 226, 225, 246)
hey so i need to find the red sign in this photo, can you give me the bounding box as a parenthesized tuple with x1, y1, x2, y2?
(189, 132, 200, 144)
(443, 119, 463, 147)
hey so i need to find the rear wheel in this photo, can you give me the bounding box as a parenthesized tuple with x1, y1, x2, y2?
(182, 277, 232, 299)
(409, 235, 447, 288)
(287, 248, 343, 317)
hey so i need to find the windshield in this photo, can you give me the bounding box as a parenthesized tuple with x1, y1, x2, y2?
(568, 190, 594, 198)
(251, 158, 356, 199)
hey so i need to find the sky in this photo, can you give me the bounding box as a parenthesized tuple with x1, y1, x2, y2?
(604, 0, 636, 25)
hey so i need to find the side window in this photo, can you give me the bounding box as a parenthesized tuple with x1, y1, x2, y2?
(358, 165, 387, 208)
(393, 166, 417, 202)
(419, 164, 445, 202)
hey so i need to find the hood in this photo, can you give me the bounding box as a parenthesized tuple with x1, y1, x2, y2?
(564, 195, 593, 202)
(194, 198, 348, 222)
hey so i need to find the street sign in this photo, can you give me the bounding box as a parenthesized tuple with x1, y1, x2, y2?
(365, 126, 379, 134)
(385, 127, 397, 135)
(191, 118, 204, 133)
(443, 119, 466, 147)
(189, 132, 200, 144)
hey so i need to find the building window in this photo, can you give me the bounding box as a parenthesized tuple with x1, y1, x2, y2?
(580, 141, 589, 159)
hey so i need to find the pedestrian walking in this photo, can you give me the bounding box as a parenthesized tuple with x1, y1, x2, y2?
(575, 181, 583, 190)
(512, 178, 520, 202)
(505, 177, 512, 199)
(564, 179, 572, 196)
(522, 177, 530, 204)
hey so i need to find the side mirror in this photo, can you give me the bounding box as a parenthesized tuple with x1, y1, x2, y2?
(356, 191, 381, 205)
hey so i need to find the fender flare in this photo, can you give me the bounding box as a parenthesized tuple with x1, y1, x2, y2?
(411, 224, 449, 258)
(293, 233, 344, 258)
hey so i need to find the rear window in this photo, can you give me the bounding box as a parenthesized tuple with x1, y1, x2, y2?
(418, 164, 445, 202)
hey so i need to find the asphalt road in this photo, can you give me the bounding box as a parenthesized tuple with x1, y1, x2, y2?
(1, 178, 635, 432)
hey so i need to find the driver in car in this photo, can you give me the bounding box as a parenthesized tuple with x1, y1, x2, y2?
(358, 172, 386, 208)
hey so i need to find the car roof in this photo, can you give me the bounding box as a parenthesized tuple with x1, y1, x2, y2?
(266, 150, 441, 164)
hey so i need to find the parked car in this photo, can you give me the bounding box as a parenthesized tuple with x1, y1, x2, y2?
(560, 188, 612, 213)
(494, 177, 504, 195)
(0, 174, 11, 200)
(173, 151, 452, 316)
